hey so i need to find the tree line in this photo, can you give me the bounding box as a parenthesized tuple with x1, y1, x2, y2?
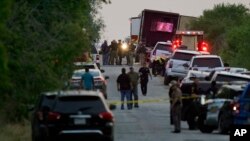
(190, 3, 250, 69)
(0, 0, 110, 122)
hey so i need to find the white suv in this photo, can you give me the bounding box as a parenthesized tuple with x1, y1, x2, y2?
(164, 49, 201, 85)
(150, 41, 173, 63)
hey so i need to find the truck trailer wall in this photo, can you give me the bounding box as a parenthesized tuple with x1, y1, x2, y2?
(139, 9, 179, 48)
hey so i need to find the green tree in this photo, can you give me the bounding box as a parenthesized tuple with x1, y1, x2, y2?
(1, 0, 109, 121)
(221, 17, 250, 69)
(190, 3, 249, 54)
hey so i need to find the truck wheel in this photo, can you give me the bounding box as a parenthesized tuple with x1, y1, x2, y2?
(164, 76, 171, 85)
(187, 114, 197, 130)
(218, 114, 230, 134)
(197, 116, 214, 133)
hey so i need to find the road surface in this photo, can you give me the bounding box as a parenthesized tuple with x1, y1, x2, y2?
(103, 64, 229, 141)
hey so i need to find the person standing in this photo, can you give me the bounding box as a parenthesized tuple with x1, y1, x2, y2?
(101, 40, 109, 65)
(187, 77, 200, 130)
(117, 40, 123, 65)
(128, 42, 135, 66)
(109, 40, 117, 65)
(171, 81, 182, 133)
(128, 67, 140, 108)
(137, 43, 147, 66)
(81, 68, 94, 90)
(117, 68, 132, 110)
(139, 62, 152, 96)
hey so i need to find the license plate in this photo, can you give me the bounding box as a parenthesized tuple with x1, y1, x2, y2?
(74, 118, 86, 125)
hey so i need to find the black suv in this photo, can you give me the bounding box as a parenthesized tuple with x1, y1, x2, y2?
(31, 90, 115, 141)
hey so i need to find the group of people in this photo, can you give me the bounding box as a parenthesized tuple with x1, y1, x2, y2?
(116, 63, 152, 110)
(101, 40, 136, 66)
(168, 77, 219, 133)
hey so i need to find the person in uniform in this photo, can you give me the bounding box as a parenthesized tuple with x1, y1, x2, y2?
(171, 81, 182, 133)
(139, 62, 152, 96)
(128, 67, 140, 108)
(117, 40, 123, 65)
(109, 40, 118, 65)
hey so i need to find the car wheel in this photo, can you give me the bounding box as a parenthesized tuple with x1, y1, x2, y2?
(218, 114, 230, 134)
(197, 116, 214, 133)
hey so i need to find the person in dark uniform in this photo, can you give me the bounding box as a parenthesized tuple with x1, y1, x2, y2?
(139, 62, 152, 96)
(109, 40, 117, 65)
(117, 68, 132, 110)
(187, 77, 200, 130)
(171, 81, 182, 133)
(169, 80, 178, 125)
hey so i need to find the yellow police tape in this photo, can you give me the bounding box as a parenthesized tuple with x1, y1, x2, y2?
(108, 95, 202, 105)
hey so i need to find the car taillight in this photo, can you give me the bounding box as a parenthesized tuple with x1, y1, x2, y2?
(99, 112, 113, 121)
(47, 112, 61, 121)
(231, 102, 240, 114)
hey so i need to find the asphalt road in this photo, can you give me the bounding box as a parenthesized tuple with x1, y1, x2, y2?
(103, 63, 229, 141)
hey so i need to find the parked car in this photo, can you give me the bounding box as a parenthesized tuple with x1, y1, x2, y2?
(197, 84, 246, 134)
(31, 90, 115, 141)
(70, 69, 109, 99)
(164, 49, 201, 84)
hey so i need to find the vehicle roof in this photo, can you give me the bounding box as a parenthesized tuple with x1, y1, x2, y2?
(215, 71, 250, 78)
(42, 90, 103, 97)
(156, 41, 172, 45)
(74, 62, 97, 66)
(73, 69, 100, 73)
(174, 49, 201, 54)
(192, 55, 220, 59)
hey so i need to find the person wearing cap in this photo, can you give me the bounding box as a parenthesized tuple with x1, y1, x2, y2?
(128, 67, 140, 108)
(171, 80, 182, 133)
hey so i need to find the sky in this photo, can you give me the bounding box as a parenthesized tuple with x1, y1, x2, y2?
(99, 0, 250, 42)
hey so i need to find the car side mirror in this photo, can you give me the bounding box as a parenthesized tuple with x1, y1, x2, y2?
(101, 69, 105, 73)
(109, 104, 116, 110)
(105, 76, 109, 80)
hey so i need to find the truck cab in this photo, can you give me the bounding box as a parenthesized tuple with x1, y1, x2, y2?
(173, 31, 208, 52)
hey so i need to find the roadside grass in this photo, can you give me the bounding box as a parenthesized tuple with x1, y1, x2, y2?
(0, 120, 31, 141)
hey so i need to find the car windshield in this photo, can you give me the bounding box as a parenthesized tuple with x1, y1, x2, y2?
(73, 71, 100, 77)
(216, 88, 243, 99)
(215, 74, 250, 82)
(53, 96, 106, 114)
(75, 65, 96, 69)
(192, 58, 222, 68)
(156, 44, 173, 52)
(173, 52, 197, 61)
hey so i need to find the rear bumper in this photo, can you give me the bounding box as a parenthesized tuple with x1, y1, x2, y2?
(165, 70, 186, 79)
(37, 124, 113, 140)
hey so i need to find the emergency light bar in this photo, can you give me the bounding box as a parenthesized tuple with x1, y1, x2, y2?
(176, 31, 204, 35)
